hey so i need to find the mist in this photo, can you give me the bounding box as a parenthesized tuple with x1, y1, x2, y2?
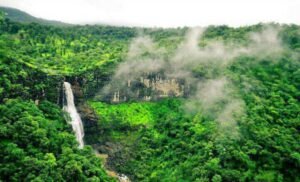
(98, 25, 284, 137)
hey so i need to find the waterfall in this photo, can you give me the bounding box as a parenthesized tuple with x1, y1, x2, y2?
(63, 82, 84, 148)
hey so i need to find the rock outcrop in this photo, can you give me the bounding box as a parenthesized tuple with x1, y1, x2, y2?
(105, 72, 189, 103)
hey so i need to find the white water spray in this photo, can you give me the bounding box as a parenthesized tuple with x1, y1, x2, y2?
(63, 82, 84, 148)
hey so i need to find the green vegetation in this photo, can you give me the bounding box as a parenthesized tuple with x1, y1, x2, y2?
(0, 11, 114, 181)
(88, 99, 181, 142)
(86, 25, 300, 181)
(0, 99, 113, 181)
(0, 9, 138, 99)
(89, 56, 300, 182)
(0, 7, 70, 26)
(0, 13, 136, 75)
(89, 101, 156, 126)
(0, 8, 299, 182)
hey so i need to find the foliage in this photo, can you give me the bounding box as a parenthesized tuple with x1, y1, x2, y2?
(0, 99, 114, 181)
(0, 13, 116, 181)
(0, 16, 136, 75)
(89, 56, 300, 181)
(0, 54, 61, 103)
(89, 101, 155, 126)
(87, 27, 300, 181)
(0, 7, 70, 26)
(0, 10, 299, 182)
(87, 99, 181, 142)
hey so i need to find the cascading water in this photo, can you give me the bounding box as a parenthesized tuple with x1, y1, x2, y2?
(63, 82, 85, 148)
(63, 82, 130, 181)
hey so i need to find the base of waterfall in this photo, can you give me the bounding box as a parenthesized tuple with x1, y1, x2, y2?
(95, 152, 130, 182)
(118, 174, 130, 182)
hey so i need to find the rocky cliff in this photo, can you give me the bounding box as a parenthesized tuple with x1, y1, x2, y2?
(100, 72, 189, 103)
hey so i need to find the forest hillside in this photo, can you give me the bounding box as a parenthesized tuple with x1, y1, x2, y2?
(0, 7, 299, 182)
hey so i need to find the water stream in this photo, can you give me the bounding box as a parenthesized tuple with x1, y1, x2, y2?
(63, 82, 85, 148)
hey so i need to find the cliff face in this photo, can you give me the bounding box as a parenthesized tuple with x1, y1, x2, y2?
(103, 72, 189, 103)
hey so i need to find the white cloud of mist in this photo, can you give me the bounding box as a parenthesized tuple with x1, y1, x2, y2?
(170, 26, 283, 70)
(216, 99, 245, 137)
(126, 36, 158, 59)
(113, 36, 166, 81)
(100, 25, 284, 137)
(195, 77, 228, 107)
(183, 77, 245, 138)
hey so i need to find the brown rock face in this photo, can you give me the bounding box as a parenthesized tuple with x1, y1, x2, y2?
(105, 72, 189, 103)
(71, 81, 84, 102)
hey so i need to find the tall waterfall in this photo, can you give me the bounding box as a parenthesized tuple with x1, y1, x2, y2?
(63, 82, 84, 148)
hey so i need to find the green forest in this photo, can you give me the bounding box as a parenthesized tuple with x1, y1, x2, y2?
(0, 7, 299, 182)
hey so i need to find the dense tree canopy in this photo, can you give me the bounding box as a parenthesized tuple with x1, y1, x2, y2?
(0, 13, 115, 181)
(87, 25, 300, 181)
(0, 9, 299, 182)
(0, 99, 113, 181)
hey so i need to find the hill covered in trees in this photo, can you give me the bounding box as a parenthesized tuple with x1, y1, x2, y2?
(0, 9, 299, 182)
(0, 7, 71, 26)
